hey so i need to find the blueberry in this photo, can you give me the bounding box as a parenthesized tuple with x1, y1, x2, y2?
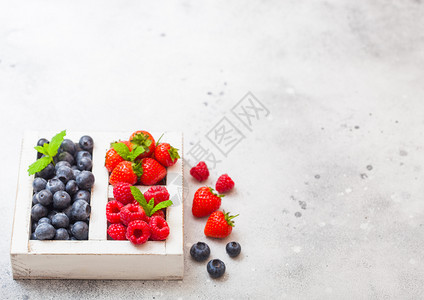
(35, 223, 56, 240)
(35, 189, 53, 206)
(63, 205, 73, 219)
(31, 204, 48, 221)
(77, 157, 92, 171)
(30, 232, 37, 240)
(65, 180, 79, 195)
(79, 136, 93, 153)
(35, 163, 55, 180)
(71, 221, 89, 240)
(36, 138, 49, 159)
(226, 242, 241, 257)
(59, 139, 76, 156)
(32, 178, 47, 193)
(70, 236, 77, 240)
(54, 228, 70, 240)
(46, 178, 65, 194)
(75, 150, 92, 163)
(76, 171, 95, 190)
(38, 217, 52, 225)
(53, 191, 71, 210)
(55, 161, 71, 171)
(31, 221, 38, 232)
(73, 190, 91, 203)
(48, 210, 58, 220)
(190, 242, 211, 262)
(74, 143, 82, 155)
(58, 151, 74, 165)
(72, 169, 81, 178)
(56, 166, 74, 183)
(32, 194, 39, 205)
(207, 259, 226, 278)
(52, 213, 69, 228)
(71, 200, 91, 221)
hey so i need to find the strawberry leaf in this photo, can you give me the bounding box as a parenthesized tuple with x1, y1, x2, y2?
(28, 156, 51, 175)
(128, 146, 145, 162)
(112, 142, 130, 160)
(34, 146, 48, 156)
(150, 200, 173, 215)
(168, 146, 180, 161)
(131, 133, 152, 150)
(48, 130, 66, 157)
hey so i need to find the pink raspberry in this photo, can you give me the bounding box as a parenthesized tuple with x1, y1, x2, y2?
(190, 161, 209, 182)
(215, 174, 235, 193)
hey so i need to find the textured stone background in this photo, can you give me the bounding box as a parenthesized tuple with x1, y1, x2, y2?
(1, 0, 423, 299)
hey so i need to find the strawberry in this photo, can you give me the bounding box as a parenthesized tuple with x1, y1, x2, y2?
(104, 141, 132, 173)
(204, 210, 238, 238)
(154, 143, 180, 167)
(109, 161, 142, 186)
(139, 158, 167, 186)
(192, 187, 223, 218)
(129, 130, 155, 160)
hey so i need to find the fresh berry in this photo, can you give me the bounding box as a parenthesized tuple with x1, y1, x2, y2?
(113, 182, 135, 205)
(58, 151, 75, 165)
(76, 150, 92, 163)
(76, 170, 95, 190)
(207, 259, 226, 278)
(55, 161, 71, 171)
(109, 161, 141, 186)
(53, 191, 71, 210)
(154, 143, 180, 167)
(71, 221, 89, 240)
(65, 180, 79, 195)
(35, 189, 53, 206)
(192, 187, 223, 218)
(73, 190, 90, 203)
(72, 168, 81, 179)
(79, 136, 94, 153)
(54, 228, 70, 240)
(59, 139, 76, 155)
(204, 211, 238, 238)
(104, 141, 131, 173)
(35, 163, 55, 180)
(77, 157, 92, 171)
(226, 241, 241, 257)
(144, 186, 170, 206)
(106, 200, 124, 223)
(38, 217, 51, 225)
(139, 158, 167, 186)
(131, 186, 173, 218)
(129, 130, 155, 160)
(30, 233, 37, 240)
(52, 213, 70, 228)
(120, 203, 148, 226)
(215, 174, 235, 194)
(71, 200, 91, 221)
(151, 209, 165, 220)
(63, 206, 72, 219)
(126, 220, 150, 244)
(56, 166, 74, 183)
(107, 223, 127, 240)
(35, 223, 56, 240)
(32, 177, 47, 193)
(46, 178, 65, 194)
(190, 161, 209, 182)
(149, 216, 170, 241)
(31, 204, 48, 221)
(190, 242, 211, 262)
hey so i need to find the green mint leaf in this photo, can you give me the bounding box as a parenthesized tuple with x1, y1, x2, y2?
(34, 146, 48, 156)
(28, 156, 51, 175)
(131, 186, 149, 212)
(150, 200, 173, 215)
(112, 142, 130, 160)
(128, 146, 145, 162)
(48, 130, 66, 157)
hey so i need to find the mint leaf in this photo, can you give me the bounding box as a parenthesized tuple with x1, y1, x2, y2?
(150, 200, 173, 215)
(128, 146, 145, 162)
(48, 130, 66, 157)
(131, 186, 149, 212)
(147, 198, 155, 214)
(34, 146, 48, 156)
(112, 142, 130, 160)
(28, 156, 51, 175)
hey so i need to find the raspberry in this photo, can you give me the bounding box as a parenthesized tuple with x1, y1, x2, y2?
(120, 203, 148, 226)
(151, 209, 165, 220)
(113, 182, 135, 205)
(144, 186, 170, 206)
(106, 200, 124, 224)
(126, 220, 150, 244)
(190, 161, 209, 182)
(107, 223, 127, 240)
(149, 216, 170, 241)
(215, 174, 235, 193)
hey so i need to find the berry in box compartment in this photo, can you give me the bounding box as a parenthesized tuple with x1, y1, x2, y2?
(10, 131, 184, 280)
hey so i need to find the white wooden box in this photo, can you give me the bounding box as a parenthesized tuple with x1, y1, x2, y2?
(10, 131, 184, 280)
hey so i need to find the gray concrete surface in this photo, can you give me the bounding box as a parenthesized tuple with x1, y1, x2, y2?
(1, 0, 424, 299)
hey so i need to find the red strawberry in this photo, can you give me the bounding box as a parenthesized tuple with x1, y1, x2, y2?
(126, 220, 150, 244)
(149, 216, 170, 241)
(113, 182, 135, 205)
(215, 174, 235, 193)
(107, 223, 127, 240)
(144, 186, 170, 206)
(204, 210, 238, 238)
(106, 200, 124, 223)
(129, 130, 155, 160)
(120, 203, 149, 226)
(105, 141, 132, 173)
(139, 158, 167, 186)
(192, 186, 223, 218)
(109, 161, 142, 186)
(154, 143, 180, 167)
(190, 161, 209, 182)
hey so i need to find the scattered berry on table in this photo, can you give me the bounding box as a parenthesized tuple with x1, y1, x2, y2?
(113, 182, 135, 205)
(31, 204, 49, 221)
(109, 161, 139, 186)
(192, 187, 223, 218)
(149, 216, 170, 241)
(56, 166, 74, 183)
(106, 200, 124, 224)
(72, 190, 91, 203)
(59, 139, 76, 156)
(215, 174, 235, 194)
(207, 259, 226, 278)
(52, 213, 70, 229)
(32, 178, 47, 193)
(54, 228, 70, 240)
(77, 157, 92, 171)
(35, 189, 53, 206)
(204, 211, 238, 239)
(120, 203, 148, 226)
(46, 178, 65, 194)
(71, 199, 91, 221)
(144, 186, 170, 206)
(154, 143, 180, 167)
(226, 241, 241, 257)
(35, 223, 56, 240)
(53, 191, 72, 210)
(65, 180, 79, 195)
(190, 161, 209, 182)
(139, 158, 167, 186)
(107, 223, 127, 240)
(79, 135, 94, 153)
(76, 170, 95, 190)
(190, 242, 211, 262)
(126, 220, 150, 245)
(71, 221, 89, 240)
(58, 151, 75, 165)
(38, 217, 51, 225)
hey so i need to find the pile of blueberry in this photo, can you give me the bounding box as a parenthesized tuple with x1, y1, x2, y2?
(30, 136, 95, 240)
